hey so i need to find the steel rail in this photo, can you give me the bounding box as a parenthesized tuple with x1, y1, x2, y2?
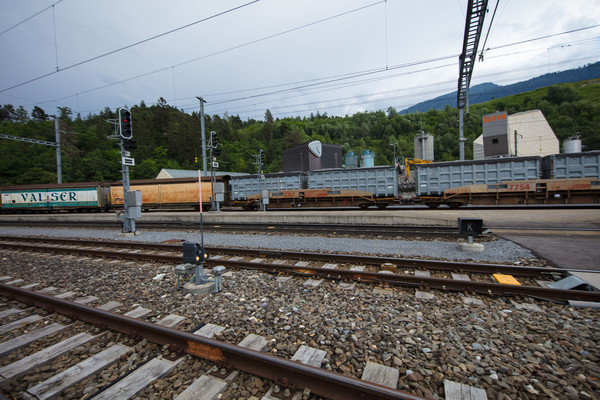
(0, 283, 423, 400)
(0, 235, 586, 277)
(210, 258, 600, 303)
(1, 241, 598, 302)
(0, 221, 461, 237)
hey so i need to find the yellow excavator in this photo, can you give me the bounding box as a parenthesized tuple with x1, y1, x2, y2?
(401, 157, 432, 178)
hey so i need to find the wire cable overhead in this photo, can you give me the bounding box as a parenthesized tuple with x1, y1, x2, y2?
(0, 0, 261, 94)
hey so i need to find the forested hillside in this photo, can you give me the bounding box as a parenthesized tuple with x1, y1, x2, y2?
(403, 62, 600, 113)
(1, 78, 599, 185)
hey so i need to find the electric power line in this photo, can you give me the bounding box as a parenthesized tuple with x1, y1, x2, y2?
(41, 0, 387, 106)
(0, 0, 261, 93)
(91, 24, 600, 115)
(6, 5, 599, 119)
(0, 0, 64, 36)
(479, 0, 500, 61)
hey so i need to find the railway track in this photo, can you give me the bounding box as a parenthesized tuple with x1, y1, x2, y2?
(3, 217, 599, 239)
(0, 221, 464, 237)
(1, 235, 599, 399)
(0, 283, 420, 400)
(0, 235, 598, 303)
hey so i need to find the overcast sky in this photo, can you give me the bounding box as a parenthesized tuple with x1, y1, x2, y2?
(1, 0, 599, 120)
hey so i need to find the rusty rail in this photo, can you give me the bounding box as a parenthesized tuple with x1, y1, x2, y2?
(1, 239, 599, 302)
(0, 283, 423, 400)
(0, 235, 585, 277)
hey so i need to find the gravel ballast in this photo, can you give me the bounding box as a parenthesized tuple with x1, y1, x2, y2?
(0, 226, 533, 263)
(1, 227, 598, 400)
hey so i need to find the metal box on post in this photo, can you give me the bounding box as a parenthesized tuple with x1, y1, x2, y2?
(214, 182, 225, 203)
(125, 190, 142, 219)
(458, 218, 483, 236)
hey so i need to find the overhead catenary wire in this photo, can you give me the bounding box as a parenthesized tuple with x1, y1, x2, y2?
(3, 2, 598, 119)
(204, 54, 598, 118)
(52, 4, 59, 71)
(0, 0, 261, 94)
(75, 24, 600, 116)
(198, 51, 598, 116)
(38, 0, 388, 107)
(0, 0, 64, 36)
(479, 0, 500, 61)
(488, 24, 600, 53)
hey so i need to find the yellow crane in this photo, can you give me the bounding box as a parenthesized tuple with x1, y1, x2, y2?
(401, 157, 432, 177)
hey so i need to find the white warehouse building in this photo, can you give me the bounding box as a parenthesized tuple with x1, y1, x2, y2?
(473, 110, 559, 160)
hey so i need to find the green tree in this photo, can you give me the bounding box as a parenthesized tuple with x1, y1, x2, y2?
(58, 107, 72, 121)
(545, 86, 579, 105)
(263, 109, 274, 142)
(31, 106, 48, 121)
(19, 167, 56, 184)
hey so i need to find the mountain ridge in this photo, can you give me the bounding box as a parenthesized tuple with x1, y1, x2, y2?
(401, 61, 600, 114)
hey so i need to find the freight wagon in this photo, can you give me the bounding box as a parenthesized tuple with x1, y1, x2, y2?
(109, 177, 227, 211)
(415, 156, 541, 196)
(2, 151, 599, 212)
(542, 150, 600, 179)
(419, 178, 600, 208)
(0, 177, 228, 213)
(230, 173, 303, 201)
(0, 182, 110, 212)
(416, 151, 600, 208)
(307, 166, 399, 209)
(232, 166, 399, 210)
(245, 188, 378, 209)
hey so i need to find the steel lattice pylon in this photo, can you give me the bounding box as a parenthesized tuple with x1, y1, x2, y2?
(457, 0, 488, 160)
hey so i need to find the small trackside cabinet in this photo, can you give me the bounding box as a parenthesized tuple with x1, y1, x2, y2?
(125, 190, 142, 219)
(458, 218, 483, 236)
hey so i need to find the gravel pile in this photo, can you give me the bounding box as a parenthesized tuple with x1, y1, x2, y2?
(0, 226, 534, 263)
(1, 238, 599, 399)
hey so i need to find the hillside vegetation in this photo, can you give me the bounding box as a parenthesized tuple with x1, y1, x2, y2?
(0, 78, 599, 185)
(403, 61, 600, 113)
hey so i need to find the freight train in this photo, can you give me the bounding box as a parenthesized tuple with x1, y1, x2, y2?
(1, 151, 599, 213)
(0, 177, 225, 213)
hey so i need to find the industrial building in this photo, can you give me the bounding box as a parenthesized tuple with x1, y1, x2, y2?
(473, 110, 559, 160)
(282, 141, 342, 172)
(414, 132, 434, 161)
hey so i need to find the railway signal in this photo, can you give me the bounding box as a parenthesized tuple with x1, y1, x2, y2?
(211, 131, 220, 155)
(259, 149, 265, 167)
(113, 108, 139, 234)
(118, 108, 132, 139)
(123, 138, 137, 151)
(182, 241, 209, 264)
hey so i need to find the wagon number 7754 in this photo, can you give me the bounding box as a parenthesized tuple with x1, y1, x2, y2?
(507, 183, 531, 191)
